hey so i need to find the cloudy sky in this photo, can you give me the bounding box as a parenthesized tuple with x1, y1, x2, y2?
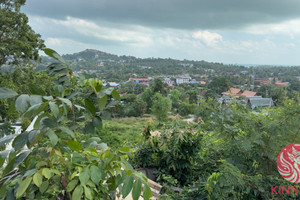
(22, 0, 300, 65)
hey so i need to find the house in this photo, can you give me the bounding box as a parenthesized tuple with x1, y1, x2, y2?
(130, 78, 149, 84)
(189, 79, 199, 84)
(246, 96, 274, 110)
(176, 75, 191, 84)
(240, 90, 257, 97)
(163, 77, 174, 86)
(275, 82, 289, 86)
(222, 88, 257, 97)
(255, 78, 271, 85)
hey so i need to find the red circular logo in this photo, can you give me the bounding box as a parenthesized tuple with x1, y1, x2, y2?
(277, 143, 300, 183)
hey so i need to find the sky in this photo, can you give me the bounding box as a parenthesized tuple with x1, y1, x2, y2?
(22, 0, 300, 65)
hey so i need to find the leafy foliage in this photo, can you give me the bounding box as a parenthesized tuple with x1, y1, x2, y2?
(0, 49, 151, 199)
(0, 0, 44, 65)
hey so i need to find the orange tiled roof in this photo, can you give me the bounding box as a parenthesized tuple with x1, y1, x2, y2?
(222, 88, 241, 96)
(240, 90, 257, 97)
(275, 82, 288, 86)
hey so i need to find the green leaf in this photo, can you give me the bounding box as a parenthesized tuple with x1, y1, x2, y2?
(29, 95, 42, 106)
(58, 97, 72, 107)
(43, 48, 65, 63)
(93, 116, 102, 129)
(0, 134, 16, 148)
(72, 185, 83, 200)
(67, 179, 79, 192)
(39, 181, 49, 193)
(0, 88, 18, 99)
(60, 126, 75, 138)
(79, 168, 90, 186)
(47, 129, 58, 146)
(122, 175, 134, 198)
(98, 95, 107, 110)
(84, 185, 93, 200)
(16, 176, 32, 198)
(41, 117, 58, 128)
(67, 140, 82, 151)
(85, 99, 96, 115)
(111, 90, 121, 100)
(105, 87, 114, 95)
(119, 146, 131, 153)
(33, 173, 43, 187)
(132, 179, 142, 200)
(143, 184, 152, 200)
(15, 94, 30, 113)
(42, 168, 52, 179)
(90, 165, 102, 184)
(12, 132, 29, 151)
(49, 102, 59, 118)
(13, 150, 31, 168)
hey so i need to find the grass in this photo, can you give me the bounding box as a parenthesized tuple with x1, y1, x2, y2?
(98, 116, 155, 148)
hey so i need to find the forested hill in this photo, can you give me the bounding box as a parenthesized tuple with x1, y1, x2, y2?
(40, 49, 247, 77)
(39, 49, 300, 82)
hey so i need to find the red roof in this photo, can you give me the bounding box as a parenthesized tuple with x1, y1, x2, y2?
(131, 78, 149, 81)
(240, 91, 257, 97)
(222, 88, 257, 97)
(275, 82, 288, 86)
(222, 88, 242, 96)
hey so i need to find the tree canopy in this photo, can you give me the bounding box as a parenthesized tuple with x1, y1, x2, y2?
(0, 0, 44, 65)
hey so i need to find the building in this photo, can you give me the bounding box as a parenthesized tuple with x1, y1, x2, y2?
(130, 78, 149, 84)
(176, 75, 191, 84)
(222, 88, 257, 97)
(246, 96, 274, 110)
(163, 78, 174, 86)
(255, 78, 271, 85)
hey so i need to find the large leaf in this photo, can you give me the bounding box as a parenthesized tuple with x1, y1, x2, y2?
(67, 179, 79, 192)
(67, 140, 82, 151)
(43, 48, 65, 63)
(16, 176, 32, 198)
(49, 102, 59, 118)
(0, 134, 16, 148)
(15, 94, 30, 113)
(72, 185, 83, 200)
(79, 168, 90, 186)
(111, 90, 121, 101)
(33, 173, 43, 187)
(0, 88, 18, 99)
(84, 185, 93, 200)
(98, 95, 107, 110)
(122, 175, 134, 198)
(29, 95, 42, 106)
(132, 179, 142, 200)
(90, 165, 102, 184)
(12, 132, 29, 151)
(47, 130, 58, 146)
(93, 116, 102, 129)
(60, 127, 75, 138)
(85, 99, 96, 115)
(58, 97, 72, 107)
(143, 184, 152, 200)
(13, 150, 31, 168)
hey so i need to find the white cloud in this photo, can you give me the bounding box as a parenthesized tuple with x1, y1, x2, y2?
(192, 30, 223, 46)
(244, 18, 300, 38)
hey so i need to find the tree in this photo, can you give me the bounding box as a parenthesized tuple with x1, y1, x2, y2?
(150, 78, 166, 95)
(0, 49, 152, 199)
(151, 93, 171, 123)
(207, 76, 231, 95)
(0, 0, 44, 65)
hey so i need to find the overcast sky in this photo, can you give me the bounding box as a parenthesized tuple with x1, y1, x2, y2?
(22, 0, 300, 65)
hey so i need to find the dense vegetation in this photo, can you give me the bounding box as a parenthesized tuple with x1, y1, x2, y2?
(2, 1, 300, 199)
